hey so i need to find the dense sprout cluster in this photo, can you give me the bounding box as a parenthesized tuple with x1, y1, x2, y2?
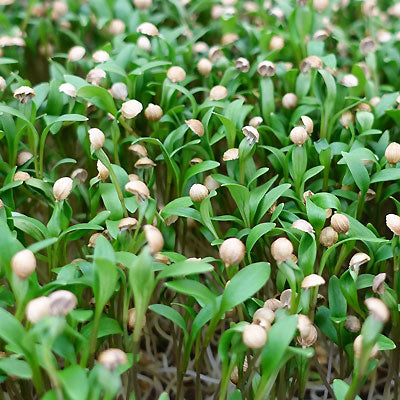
(1, 0, 400, 399)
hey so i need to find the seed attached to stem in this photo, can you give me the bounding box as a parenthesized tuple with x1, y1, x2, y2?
(345, 315, 361, 332)
(143, 225, 164, 254)
(219, 238, 245, 266)
(144, 103, 163, 121)
(319, 227, 338, 247)
(349, 252, 370, 271)
(301, 274, 325, 289)
(26, 296, 50, 323)
(291, 219, 314, 233)
(186, 119, 204, 136)
(386, 214, 400, 235)
(13, 86, 35, 103)
(290, 126, 308, 146)
(385, 142, 400, 165)
(271, 237, 294, 263)
(167, 66, 186, 82)
(121, 100, 143, 119)
(331, 213, 350, 234)
(242, 324, 267, 349)
(98, 348, 128, 370)
(48, 290, 77, 316)
(88, 128, 105, 150)
(189, 184, 209, 202)
(125, 180, 150, 201)
(354, 335, 379, 360)
(53, 177, 73, 201)
(365, 297, 390, 323)
(197, 58, 213, 76)
(11, 249, 36, 280)
(372, 273, 386, 295)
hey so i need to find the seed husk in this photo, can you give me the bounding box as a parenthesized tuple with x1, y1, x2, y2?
(345, 315, 361, 332)
(271, 237, 294, 263)
(372, 273, 386, 295)
(365, 297, 390, 323)
(11, 249, 36, 280)
(301, 274, 326, 289)
(319, 227, 338, 247)
(53, 177, 73, 201)
(219, 237, 245, 266)
(98, 348, 128, 370)
(331, 213, 350, 234)
(242, 324, 267, 349)
(210, 85, 228, 100)
(125, 180, 150, 201)
(185, 119, 204, 137)
(137, 22, 159, 36)
(26, 296, 50, 323)
(143, 225, 164, 254)
(189, 183, 209, 202)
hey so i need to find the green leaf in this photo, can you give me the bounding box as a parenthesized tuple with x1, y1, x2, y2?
(98, 61, 127, 77)
(356, 111, 374, 132)
(375, 92, 398, 118)
(370, 168, 400, 183)
(303, 166, 324, 184)
(260, 78, 275, 122)
(311, 193, 341, 211)
(77, 86, 117, 116)
(12, 212, 49, 241)
(386, 109, 400, 124)
(298, 233, 316, 276)
(0, 358, 32, 379)
(128, 247, 155, 312)
(249, 176, 277, 220)
(59, 222, 103, 240)
(165, 279, 216, 308)
(319, 69, 337, 115)
(220, 262, 270, 313)
(223, 184, 250, 227)
(260, 315, 298, 377)
(227, 390, 242, 400)
(340, 270, 363, 316)
(255, 184, 291, 223)
(291, 145, 307, 189)
(0, 58, 18, 65)
(149, 304, 187, 333)
(333, 379, 362, 400)
(161, 197, 193, 219)
(328, 276, 347, 318)
(100, 183, 124, 220)
(306, 198, 326, 234)
(182, 161, 219, 192)
(93, 236, 118, 309)
(28, 238, 58, 253)
(214, 113, 237, 149)
(82, 317, 123, 338)
(315, 306, 338, 344)
(199, 191, 219, 239)
(377, 334, 396, 351)
(58, 365, 88, 400)
(157, 261, 213, 281)
(130, 60, 171, 75)
(246, 223, 275, 252)
(0, 308, 27, 354)
(341, 151, 370, 194)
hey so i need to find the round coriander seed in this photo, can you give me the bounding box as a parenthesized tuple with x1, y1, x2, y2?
(11, 249, 36, 280)
(242, 324, 267, 349)
(219, 238, 245, 267)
